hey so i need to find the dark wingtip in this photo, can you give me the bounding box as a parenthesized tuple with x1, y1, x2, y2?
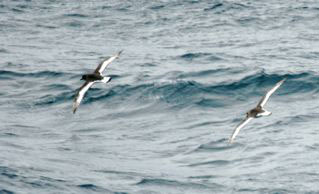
(117, 50, 123, 56)
(280, 77, 287, 82)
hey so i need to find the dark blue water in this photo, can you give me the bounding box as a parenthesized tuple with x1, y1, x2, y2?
(1, 0, 319, 193)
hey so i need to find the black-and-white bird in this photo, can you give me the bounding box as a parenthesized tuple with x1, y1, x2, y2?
(72, 51, 122, 114)
(229, 78, 286, 143)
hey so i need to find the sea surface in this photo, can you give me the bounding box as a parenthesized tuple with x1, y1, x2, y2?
(1, 0, 319, 193)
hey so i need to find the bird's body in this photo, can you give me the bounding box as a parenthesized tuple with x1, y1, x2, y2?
(72, 51, 122, 114)
(247, 106, 271, 118)
(81, 73, 104, 82)
(229, 78, 286, 143)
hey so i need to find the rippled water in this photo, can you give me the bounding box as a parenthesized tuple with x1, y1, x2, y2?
(1, 0, 319, 193)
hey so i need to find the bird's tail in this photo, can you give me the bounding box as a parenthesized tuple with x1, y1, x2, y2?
(101, 76, 112, 83)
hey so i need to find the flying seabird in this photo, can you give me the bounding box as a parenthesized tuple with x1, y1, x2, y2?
(229, 78, 286, 143)
(72, 51, 122, 114)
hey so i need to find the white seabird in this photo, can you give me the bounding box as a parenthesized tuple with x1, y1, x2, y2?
(229, 78, 286, 143)
(72, 51, 122, 114)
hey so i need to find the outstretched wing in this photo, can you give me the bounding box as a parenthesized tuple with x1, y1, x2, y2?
(257, 78, 286, 108)
(94, 50, 122, 75)
(229, 117, 253, 143)
(73, 81, 95, 114)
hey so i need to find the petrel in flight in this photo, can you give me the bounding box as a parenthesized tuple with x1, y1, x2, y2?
(229, 78, 286, 143)
(73, 51, 122, 114)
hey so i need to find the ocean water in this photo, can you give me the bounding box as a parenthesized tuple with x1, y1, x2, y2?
(1, 0, 319, 193)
